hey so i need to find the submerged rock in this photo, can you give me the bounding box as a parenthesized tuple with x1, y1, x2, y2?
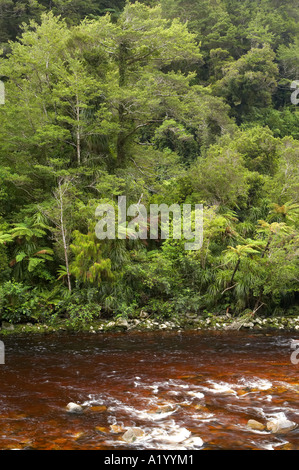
(156, 404, 177, 414)
(210, 383, 235, 395)
(186, 391, 205, 399)
(72, 431, 85, 440)
(66, 402, 83, 414)
(266, 413, 297, 434)
(184, 436, 204, 448)
(122, 427, 145, 443)
(110, 424, 124, 433)
(89, 405, 107, 412)
(148, 403, 177, 415)
(159, 427, 191, 444)
(95, 426, 109, 433)
(247, 419, 266, 431)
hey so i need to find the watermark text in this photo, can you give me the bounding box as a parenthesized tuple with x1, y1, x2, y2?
(0, 80, 5, 105)
(291, 80, 299, 105)
(95, 197, 203, 251)
(290, 339, 299, 365)
(0, 340, 5, 364)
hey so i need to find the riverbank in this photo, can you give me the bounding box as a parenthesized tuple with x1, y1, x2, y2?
(1, 311, 299, 336)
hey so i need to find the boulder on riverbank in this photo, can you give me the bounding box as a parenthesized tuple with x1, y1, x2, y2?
(115, 317, 129, 329)
(2, 311, 299, 336)
(1, 322, 15, 331)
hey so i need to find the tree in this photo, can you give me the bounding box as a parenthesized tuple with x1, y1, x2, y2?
(277, 38, 299, 81)
(39, 176, 78, 293)
(231, 126, 280, 175)
(52, 55, 103, 166)
(0, 13, 72, 169)
(251, 220, 298, 312)
(213, 45, 279, 122)
(222, 240, 264, 291)
(0, 13, 113, 169)
(0, 0, 45, 44)
(0, 6, 202, 170)
(191, 145, 250, 208)
(75, 2, 203, 166)
(265, 137, 299, 204)
(160, 0, 238, 63)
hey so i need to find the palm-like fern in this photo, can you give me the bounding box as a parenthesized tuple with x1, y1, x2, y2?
(223, 239, 265, 287)
(8, 218, 54, 280)
(268, 201, 299, 224)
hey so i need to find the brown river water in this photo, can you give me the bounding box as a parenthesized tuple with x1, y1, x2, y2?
(0, 329, 299, 451)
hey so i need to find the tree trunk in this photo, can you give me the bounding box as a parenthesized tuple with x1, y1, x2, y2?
(58, 181, 72, 293)
(251, 234, 273, 315)
(116, 41, 128, 166)
(76, 95, 81, 166)
(230, 257, 240, 286)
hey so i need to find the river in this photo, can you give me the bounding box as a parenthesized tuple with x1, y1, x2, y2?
(0, 330, 299, 450)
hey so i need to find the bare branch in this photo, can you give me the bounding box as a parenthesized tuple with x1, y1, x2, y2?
(221, 283, 238, 295)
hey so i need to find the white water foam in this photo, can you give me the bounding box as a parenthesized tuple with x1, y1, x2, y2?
(238, 377, 273, 391)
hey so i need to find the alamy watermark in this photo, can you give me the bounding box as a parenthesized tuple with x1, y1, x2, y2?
(0, 80, 5, 105)
(291, 80, 299, 105)
(95, 196, 203, 251)
(290, 340, 299, 365)
(0, 340, 5, 364)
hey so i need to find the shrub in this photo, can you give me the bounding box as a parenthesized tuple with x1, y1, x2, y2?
(0, 281, 40, 323)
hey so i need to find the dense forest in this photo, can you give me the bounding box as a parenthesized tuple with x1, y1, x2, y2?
(0, 0, 298, 327)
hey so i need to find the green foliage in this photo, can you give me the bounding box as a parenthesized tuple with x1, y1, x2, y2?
(0, 281, 43, 323)
(191, 146, 250, 207)
(5, 216, 54, 282)
(0, 1, 298, 325)
(70, 229, 114, 285)
(64, 301, 102, 329)
(213, 45, 279, 121)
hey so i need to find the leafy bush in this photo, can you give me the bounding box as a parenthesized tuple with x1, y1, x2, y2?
(0, 281, 40, 323)
(64, 302, 102, 329)
(54, 287, 102, 329)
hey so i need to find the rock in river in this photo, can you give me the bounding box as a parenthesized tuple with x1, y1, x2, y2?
(66, 402, 83, 414)
(266, 413, 297, 434)
(184, 436, 204, 448)
(122, 427, 145, 443)
(247, 419, 266, 431)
